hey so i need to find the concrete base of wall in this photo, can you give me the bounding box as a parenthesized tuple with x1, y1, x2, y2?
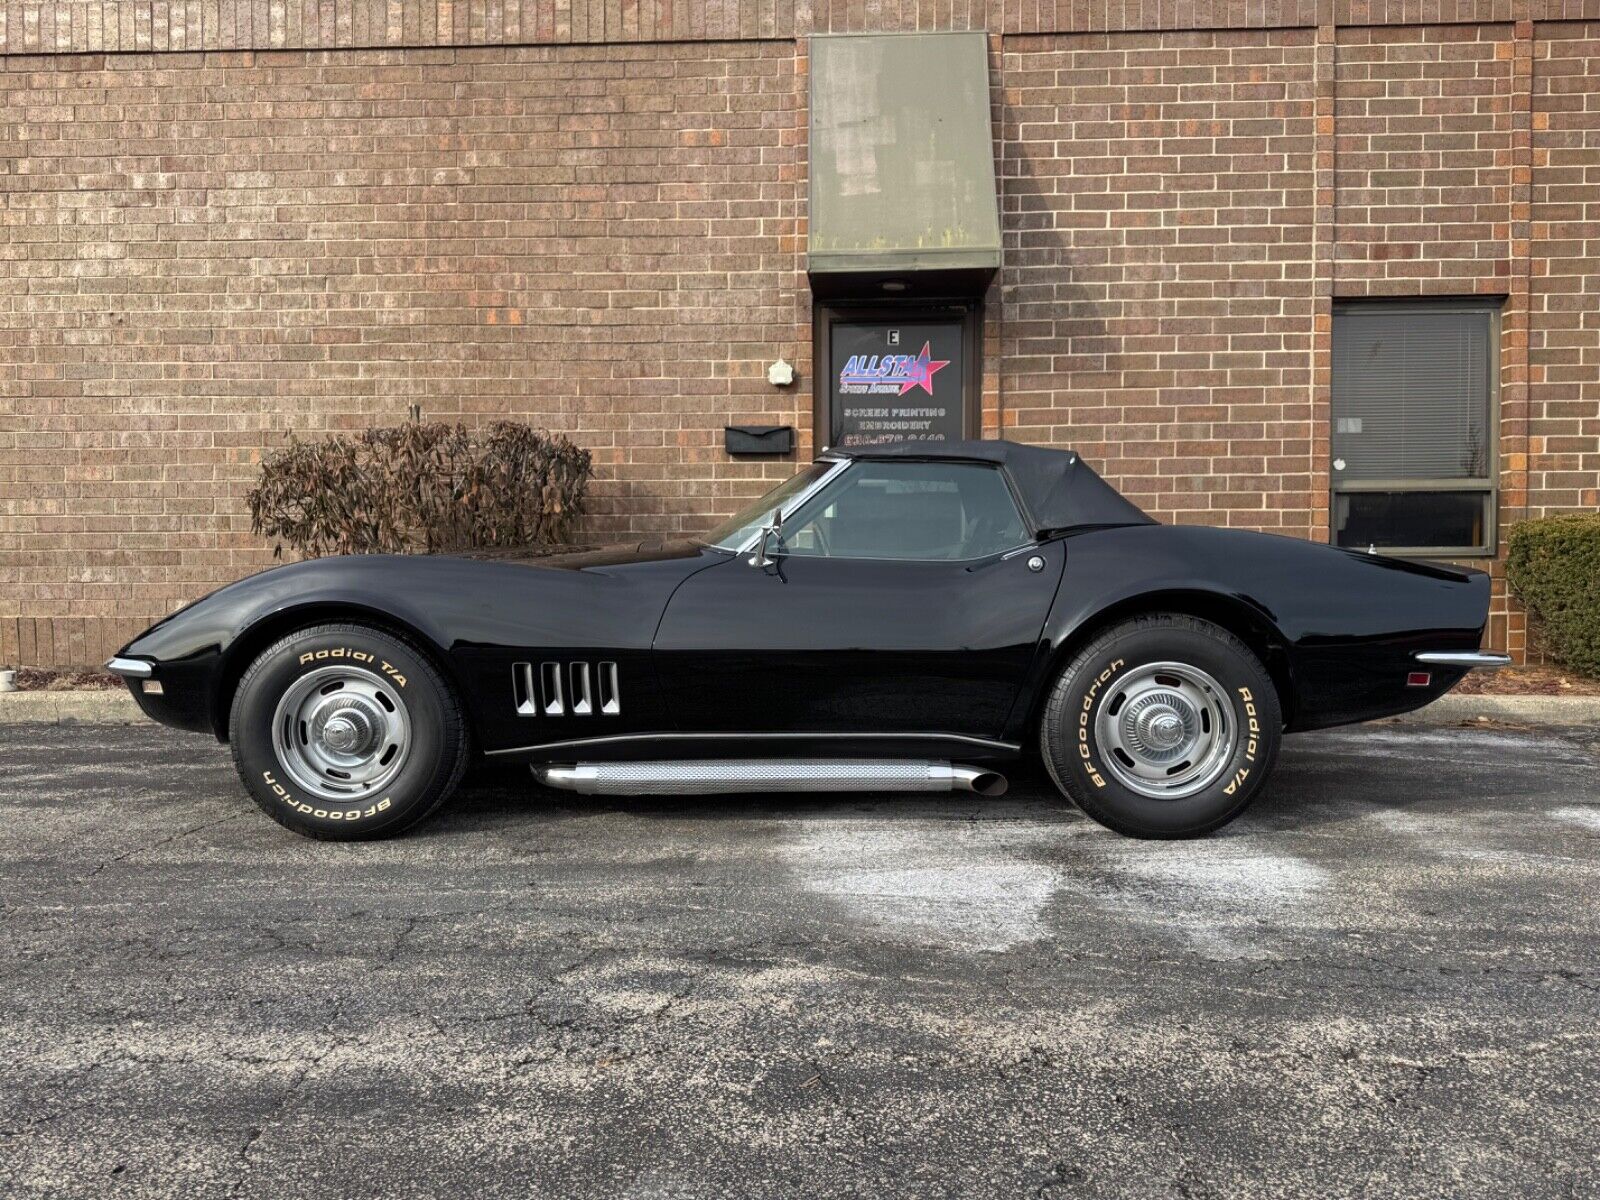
(0, 691, 147, 725)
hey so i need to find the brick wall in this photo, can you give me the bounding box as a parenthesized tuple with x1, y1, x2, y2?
(4, 3, 1600, 667)
(999, 29, 1319, 535)
(1333, 23, 1515, 293)
(0, 42, 807, 657)
(1533, 23, 1600, 516)
(0, 1, 1336, 54)
(3, 2, 1596, 52)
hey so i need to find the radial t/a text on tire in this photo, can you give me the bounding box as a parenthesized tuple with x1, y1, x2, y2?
(228, 622, 469, 840)
(1040, 613, 1282, 838)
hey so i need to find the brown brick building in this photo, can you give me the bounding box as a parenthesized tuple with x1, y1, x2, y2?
(2, 1, 1597, 669)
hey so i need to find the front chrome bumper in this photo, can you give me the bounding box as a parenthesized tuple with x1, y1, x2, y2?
(105, 656, 154, 679)
(1414, 651, 1513, 671)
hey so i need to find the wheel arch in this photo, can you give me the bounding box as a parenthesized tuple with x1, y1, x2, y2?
(210, 602, 464, 741)
(1027, 589, 1297, 736)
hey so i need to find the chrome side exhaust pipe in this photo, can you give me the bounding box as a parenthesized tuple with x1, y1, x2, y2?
(533, 759, 1007, 798)
(945, 765, 1009, 797)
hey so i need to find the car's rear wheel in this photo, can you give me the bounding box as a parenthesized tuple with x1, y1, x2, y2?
(1039, 613, 1282, 838)
(229, 622, 468, 840)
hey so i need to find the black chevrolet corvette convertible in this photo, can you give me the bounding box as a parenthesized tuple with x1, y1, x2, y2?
(108, 440, 1507, 840)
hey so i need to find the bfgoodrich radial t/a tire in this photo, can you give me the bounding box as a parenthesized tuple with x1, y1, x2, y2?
(1040, 614, 1282, 839)
(229, 623, 468, 840)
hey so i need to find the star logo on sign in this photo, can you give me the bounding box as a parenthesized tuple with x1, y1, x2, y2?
(898, 341, 950, 396)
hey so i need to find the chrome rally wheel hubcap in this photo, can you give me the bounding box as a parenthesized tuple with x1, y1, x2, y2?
(272, 665, 411, 803)
(1095, 661, 1235, 800)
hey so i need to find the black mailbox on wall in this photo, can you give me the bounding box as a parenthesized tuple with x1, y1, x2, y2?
(725, 425, 795, 456)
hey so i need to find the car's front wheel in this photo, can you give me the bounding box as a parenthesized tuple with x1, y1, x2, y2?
(1039, 614, 1282, 838)
(229, 622, 469, 840)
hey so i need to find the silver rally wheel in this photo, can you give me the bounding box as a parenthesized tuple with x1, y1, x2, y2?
(271, 664, 412, 803)
(1093, 660, 1235, 800)
(1041, 613, 1282, 838)
(232, 622, 469, 840)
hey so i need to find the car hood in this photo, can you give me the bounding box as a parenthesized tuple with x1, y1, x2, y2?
(121, 537, 724, 667)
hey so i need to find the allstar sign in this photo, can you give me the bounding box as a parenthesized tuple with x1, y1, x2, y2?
(898, 341, 951, 396)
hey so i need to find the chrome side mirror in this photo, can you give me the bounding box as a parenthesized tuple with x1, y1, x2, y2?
(748, 508, 782, 568)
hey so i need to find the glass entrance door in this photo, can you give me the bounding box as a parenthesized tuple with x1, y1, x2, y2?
(814, 303, 980, 449)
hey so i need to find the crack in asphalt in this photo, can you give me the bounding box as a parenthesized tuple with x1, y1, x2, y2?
(0, 1060, 108, 1139)
(385, 915, 421, 964)
(85, 810, 250, 879)
(230, 997, 356, 1198)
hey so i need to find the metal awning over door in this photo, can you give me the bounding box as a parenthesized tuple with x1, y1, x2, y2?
(808, 32, 1000, 296)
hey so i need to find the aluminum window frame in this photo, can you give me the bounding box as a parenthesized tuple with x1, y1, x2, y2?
(770, 457, 1036, 565)
(729, 456, 853, 556)
(1330, 298, 1501, 559)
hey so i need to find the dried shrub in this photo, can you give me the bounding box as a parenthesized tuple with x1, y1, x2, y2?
(1506, 513, 1600, 677)
(248, 421, 592, 558)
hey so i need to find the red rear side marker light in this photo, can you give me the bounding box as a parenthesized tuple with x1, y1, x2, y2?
(1407, 671, 1431, 688)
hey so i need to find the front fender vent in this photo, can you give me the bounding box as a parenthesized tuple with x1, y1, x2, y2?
(539, 662, 565, 715)
(514, 660, 619, 718)
(514, 663, 538, 716)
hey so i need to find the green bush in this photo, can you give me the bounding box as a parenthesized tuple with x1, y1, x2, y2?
(1506, 513, 1600, 676)
(248, 421, 592, 558)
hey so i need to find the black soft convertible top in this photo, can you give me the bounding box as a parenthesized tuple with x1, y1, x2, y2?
(833, 439, 1153, 536)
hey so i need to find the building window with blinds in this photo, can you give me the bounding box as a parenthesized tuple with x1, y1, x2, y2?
(1330, 301, 1499, 556)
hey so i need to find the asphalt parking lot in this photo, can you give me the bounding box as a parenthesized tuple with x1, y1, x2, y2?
(2, 720, 1598, 1199)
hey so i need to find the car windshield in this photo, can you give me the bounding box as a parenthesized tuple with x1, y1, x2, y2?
(700, 461, 834, 551)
